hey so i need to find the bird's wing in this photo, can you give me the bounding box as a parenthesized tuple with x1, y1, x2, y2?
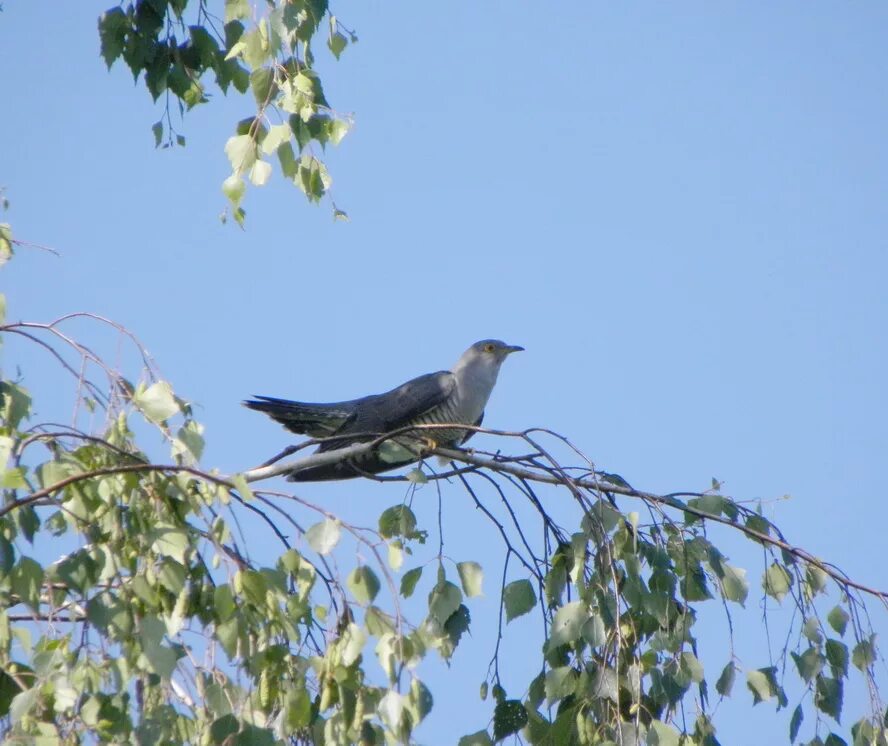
(318, 370, 455, 451)
(286, 372, 455, 482)
(243, 395, 362, 436)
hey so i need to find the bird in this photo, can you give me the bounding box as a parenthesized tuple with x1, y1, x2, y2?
(244, 339, 524, 481)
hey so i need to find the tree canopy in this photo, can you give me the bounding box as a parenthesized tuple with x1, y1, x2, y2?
(1, 2, 887, 745)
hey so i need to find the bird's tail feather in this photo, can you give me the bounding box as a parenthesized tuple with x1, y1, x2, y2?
(243, 396, 355, 436)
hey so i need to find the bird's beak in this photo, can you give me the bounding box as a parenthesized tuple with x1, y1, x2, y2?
(505, 345, 525, 354)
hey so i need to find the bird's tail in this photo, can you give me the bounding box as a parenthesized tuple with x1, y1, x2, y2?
(243, 396, 355, 436)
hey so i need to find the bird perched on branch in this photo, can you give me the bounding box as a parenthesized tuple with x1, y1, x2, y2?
(244, 339, 524, 481)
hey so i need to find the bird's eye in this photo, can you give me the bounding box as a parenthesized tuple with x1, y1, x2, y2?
(484, 343, 496, 353)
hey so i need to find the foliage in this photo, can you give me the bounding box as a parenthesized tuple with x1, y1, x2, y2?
(0, 6, 885, 743)
(0, 287, 886, 744)
(98, 0, 356, 223)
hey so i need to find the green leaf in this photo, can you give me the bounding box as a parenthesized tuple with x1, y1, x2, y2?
(134, 381, 179, 423)
(295, 154, 331, 201)
(188, 25, 220, 65)
(10, 557, 44, 612)
(379, 504, 419, 539)
(339, 622, 366, 666)
(277, 141, 298, 179)
(284, 687, 311, 729)
(679, 651, 705, 684)
(457, 561, 483, 598)
(210, 714, 238, 744)
(225, 0, 251, 22)
(149, 524, 190, 563)
(443, 604, 471, 655)
(55, 550, 99, 593)
(582, 499, 622, 534)
(581, 614, 607, 647)
(98, 7, 128, 68)
(0, 382, 31, 429)
(250, 66, 275, 106)
(428, 580, 462, 626)
(9, 687, 39, 724)
(293, 72, 315, 95)
(377, 690, 403, 732)
(224, 40, 247, 62)
(763, 562, 792, 601)
(387, 541, 403, 571)
(174, 420, 205, 462)
(400, 567, 422, 599)
(347, 566, 380, 604)
(0, 537, 14, 574)
(0, 467, 27, 489)
(681, 565, 713, 601)
(503, 579, 536, 623)
(648, 720, 681, 746)
(688, 493, 726, 516)
(544, 666, 577, 705)
(746, 667, 778, 704)
(716, 662, 736, 696)
(234, 725, 275, 746)
(827, 605, 849, 636)
(458, 731, 493, 746)
(222, 174, 246, 206)
(805, 564, 829, 596)
(139, 616, 179, 678)
(305, 519, 340, 555)
(406, 678, 433, 725)
(328, 118, 350, 146)
(328, 30, 348, 59)
(548, 601, 587, 647)
(589, 666, 619, 702)
(249, 159, 272, 186)
(803, 616, 824, 644)
(0, 668, 23, 719)
(790, 703, 804, 742)
(405, 468, 427, 484)
(152, 121, 164, 148)
(718, 563, 749, 604)
(261, 123, 291, 156)
(792, 647, 824, 683)
(825, 639, 849, 678)
(158, 559, 186, 596)
(791, 646, 823, 682)
(213, 583, 237, 622)
(238, 569, 268, 607)
(492, 699, 528, 742)
(814, 675, 843, 720)
(745, 513, 771, 537)
(0, 226, 11, 267)
(224, 134, 257, 175)
(852, 636, 876, 671)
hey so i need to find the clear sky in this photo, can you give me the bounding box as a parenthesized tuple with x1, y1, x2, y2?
(2, 2, 887, 742)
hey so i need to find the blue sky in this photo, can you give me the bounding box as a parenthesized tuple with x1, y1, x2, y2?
(2, 1, 887, 742)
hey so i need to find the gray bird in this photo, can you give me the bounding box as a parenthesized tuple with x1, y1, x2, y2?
(244, 339, 524, 481)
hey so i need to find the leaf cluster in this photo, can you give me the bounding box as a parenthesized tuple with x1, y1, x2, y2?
(98, 0, 355, 223)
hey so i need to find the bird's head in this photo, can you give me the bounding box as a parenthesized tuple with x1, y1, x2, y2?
(471, 339, 525, 361)
(454, 339, 524, 375)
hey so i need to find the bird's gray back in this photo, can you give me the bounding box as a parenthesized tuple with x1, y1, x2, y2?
(319, 370, 455, 449)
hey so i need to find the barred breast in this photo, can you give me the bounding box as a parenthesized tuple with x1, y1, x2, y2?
(404, 390, 472, 446)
